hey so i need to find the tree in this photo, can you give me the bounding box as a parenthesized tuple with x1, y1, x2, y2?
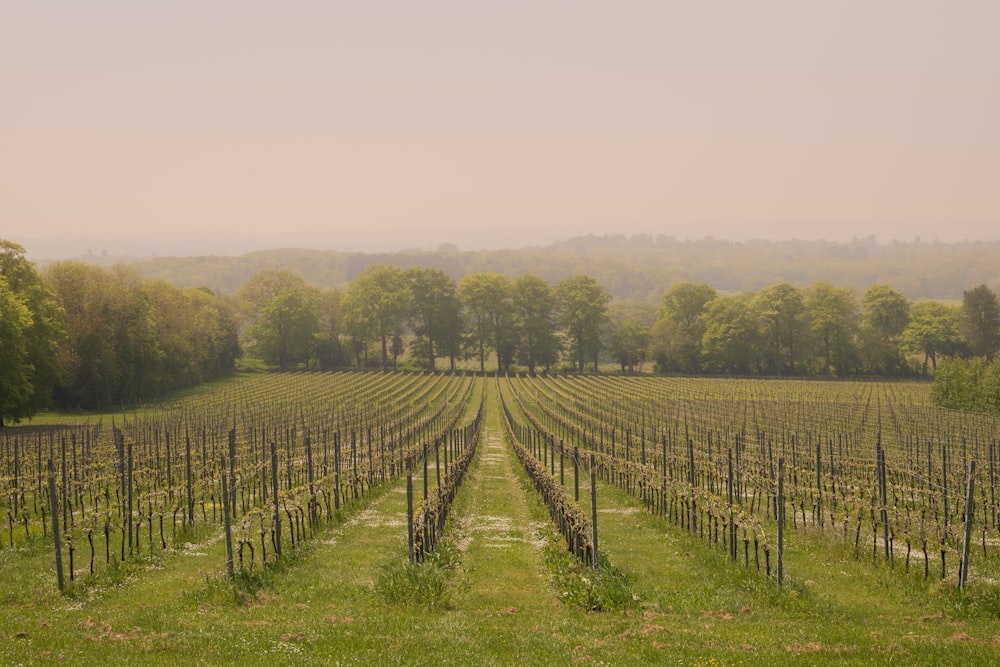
(805, 282, 859, 377)
(314, 288, 347, 370)
(652, 282, 716, 372)
(342, 266, 411, 371)
(513, 274, 559, 375)
(46, 262, 162, 408)
(959, 284, 1000, 359)
(555, 275, 611, 372)
(459, 273, 515, 374)
(752, 283, 808, 375)
(700, 296, 761, 374)
(244, 285, 321, 370)
(901, 301, 963, 373)
(861, 284, 910, 375)
(407, 268, 461, 371)
(239, 269, 306, 312)
(0, 240, 65, 421)
(144, 280, 239, 389)
(609, 320, 651, 373)
(0, 276, 33, 426)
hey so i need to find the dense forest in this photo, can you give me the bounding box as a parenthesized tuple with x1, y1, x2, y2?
(4, 236, 1000, 422)
(94, 235, 1000, 301)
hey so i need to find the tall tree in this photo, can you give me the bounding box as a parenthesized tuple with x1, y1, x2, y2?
(752, 282, 808, 375)
(407, 268, 461, 371)
(342, 265, 411, 371)
(0, 277, 33, 426)
(805, 281, 859, 377)
(46, 262, 161, 408)
(959, 284, 1000, 359)
(459, 273, 515, 373)
(238, 269, 306, 312)
(314, 288, 347, 370)
(861, 284, 910, 375)
(244, 285, 321, 370)
(609, 320, 651, 373)
(513, 274, 559, 375)
(901, 300, 963, 373)
(0, 240, 65, 421)
(144, 280, 239, 388)
(700, 296, 761, 374)
(652, 281, 716, 372)
(555, 275, 611, 372)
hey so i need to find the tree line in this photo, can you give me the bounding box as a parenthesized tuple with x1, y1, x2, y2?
(648, 281, 999, 378)
(130, 234, 1000, 302)
(237, 266, 1000, 382)
(4, 236, 1000, 423)
(240, 266, 610, 376)
(1, 241, 238, 418)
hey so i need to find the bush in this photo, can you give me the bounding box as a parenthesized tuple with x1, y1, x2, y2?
(933, 357, 1000, 413)
(542, 538, 638, 612)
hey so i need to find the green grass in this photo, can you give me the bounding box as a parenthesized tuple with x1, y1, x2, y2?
(2, 379, 999, 665)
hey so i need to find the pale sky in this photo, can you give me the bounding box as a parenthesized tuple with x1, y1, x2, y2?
(3, 1, 999, 256)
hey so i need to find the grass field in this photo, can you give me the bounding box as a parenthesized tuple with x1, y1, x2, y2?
(1, 374, 998, 665)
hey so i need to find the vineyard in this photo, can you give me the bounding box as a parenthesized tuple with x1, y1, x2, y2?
(2, 372, 1000, 665)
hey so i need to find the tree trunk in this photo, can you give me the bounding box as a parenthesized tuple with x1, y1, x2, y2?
(380, 331, 389, 371)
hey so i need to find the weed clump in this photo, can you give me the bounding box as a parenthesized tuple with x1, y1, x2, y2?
(373, 539, 460, 610)
(543, 538, 638, 611)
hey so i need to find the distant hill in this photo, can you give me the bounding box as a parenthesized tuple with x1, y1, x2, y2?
(72, 235, 1000, 301)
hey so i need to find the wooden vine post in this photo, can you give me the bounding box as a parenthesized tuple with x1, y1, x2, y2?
(959, 460, 976, 591)
(590, 454, 599, 570)
(185, 429, 195, 524)
(227, 428, 237, 522)
(728, 446, 737, 561)
(574, 445, 580, 502)
(406, 474, 415, 564)
(48, 458, 65, 592)
(777, 457, 785, 586)
(877, 441, 889, 563)
(271, 439, 281, 558)
(220, 454, 234, 578)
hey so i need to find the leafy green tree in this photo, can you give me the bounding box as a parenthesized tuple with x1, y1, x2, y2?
(513, 274, 559, 375)
(343, 265, 411, 371)
(752, 283, 808, 375)
(144, 280, 239, 388)
(0, 240, 65, 421)
(805, 282, 859, 377)
(901, 301, 963, 373)
(609, 320, 651, 373)
(862, 284, 911, 340)
(314, 288, 347, 370)
(959, 284, 1000, 359)
(239, 269, 306, 312)
(46, 262, 162, 408)
(390, 333, 405, 371)
(652, 282, 716, 372)
(244, 285, 321, 370)
(700, 296, 761, 374)
(0, 276, 33, 426)
(407, 268, 462, 371)
(555, 275, 611, 372)
(459, 273, 515, 374)
(932, 357, 982, 410)
(861, 284, 910, 375)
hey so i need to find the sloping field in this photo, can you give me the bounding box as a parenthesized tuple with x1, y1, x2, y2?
(2, 373, 998, 665)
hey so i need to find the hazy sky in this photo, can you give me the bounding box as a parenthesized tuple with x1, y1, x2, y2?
(3, 1, 999, 256)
